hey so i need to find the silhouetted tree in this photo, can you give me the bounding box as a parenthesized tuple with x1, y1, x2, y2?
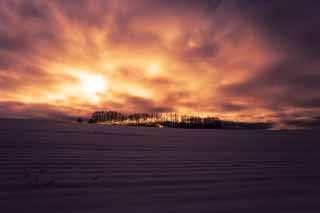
(88, 119, 95, 124)
(89, 110, 222, 129)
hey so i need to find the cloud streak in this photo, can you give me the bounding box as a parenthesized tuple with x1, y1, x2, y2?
(0, 0, 319, 128)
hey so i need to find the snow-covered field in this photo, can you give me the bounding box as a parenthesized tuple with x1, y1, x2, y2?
(1, 119, 320, 213)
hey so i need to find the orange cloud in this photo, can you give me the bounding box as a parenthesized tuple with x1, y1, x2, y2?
(0, 0, 320, 128)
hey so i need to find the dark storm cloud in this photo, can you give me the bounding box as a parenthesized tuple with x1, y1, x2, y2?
(214, 0, 320, 127)
(0, 33, 29, 52)
(236, 0, 320, 57)
(17, 0, 51, 20)
(220, 60, 320, 108)
(0, 1, 60, 55)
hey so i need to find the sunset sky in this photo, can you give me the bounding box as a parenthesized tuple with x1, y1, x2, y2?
(0, 0, 320, 128)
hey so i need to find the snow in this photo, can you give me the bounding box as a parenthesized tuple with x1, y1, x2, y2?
(0, 119, 320, 212)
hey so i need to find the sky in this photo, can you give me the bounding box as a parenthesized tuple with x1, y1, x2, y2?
(0, 0, 320, 128)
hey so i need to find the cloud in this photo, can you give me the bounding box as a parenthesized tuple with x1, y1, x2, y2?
(236, 0, 320, 57)
(0, 0, 319, 128)
(220, 60, 320, 107)
(282, 118, 320, 129)
(0, 101, 77, 120)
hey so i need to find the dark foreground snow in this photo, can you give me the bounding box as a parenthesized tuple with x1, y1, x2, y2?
(1, 119, 320, 213)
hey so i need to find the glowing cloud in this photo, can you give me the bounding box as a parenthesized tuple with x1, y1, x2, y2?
(66, 69, 109, 103)
(0, 0, 320, 128)
(146, 62, 161, 76)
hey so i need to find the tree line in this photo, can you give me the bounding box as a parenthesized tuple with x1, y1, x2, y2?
(88, 111, 222, 129)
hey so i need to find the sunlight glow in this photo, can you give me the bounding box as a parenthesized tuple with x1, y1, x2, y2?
(73, 71, 108, 103)
(146, 62, 161, 76)
(80, 73, 107, 102)
(79, 73, 106, 94)
(129, 87, 152, 98)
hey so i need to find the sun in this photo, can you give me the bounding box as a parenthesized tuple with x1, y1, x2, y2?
(73, 71, 108, 103)
(79, 73, 107, 94)
(78, 72, 108, 103)
(146, 62, 161, 76)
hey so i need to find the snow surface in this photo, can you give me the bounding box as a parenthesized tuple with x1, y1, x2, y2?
(1, 119, 320, 212)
